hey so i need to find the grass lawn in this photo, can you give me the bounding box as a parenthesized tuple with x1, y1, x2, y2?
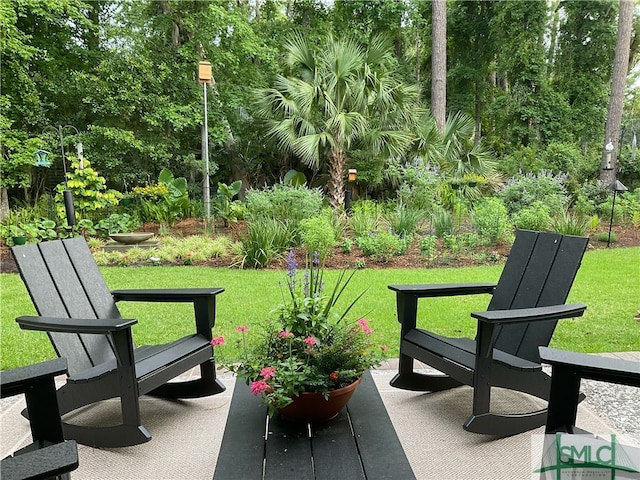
(1, 247, 638, 371)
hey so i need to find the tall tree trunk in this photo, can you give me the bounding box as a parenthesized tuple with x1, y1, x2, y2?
(600, 0, 633, 184)
(431, 0, 447, 133)
(328, 148, 346, 210)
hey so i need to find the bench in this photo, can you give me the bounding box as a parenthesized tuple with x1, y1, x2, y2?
(213, 371, 415, 480)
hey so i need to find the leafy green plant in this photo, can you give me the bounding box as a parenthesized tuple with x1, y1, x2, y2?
(214, 180, 243, 226)
(299, 215, 336, 263)
(133, 169, 191, 226)
(550, 210, 590, 236)
(471, 197, 512, 245)
(340, 237, 353, 254)
(95, 213, 141, 236)
(240, 218, 291, 268)
(596, 231, 616, 243)
(499, 170, 569, 217)
(431, 206, 453, 237)
(55, 158, 121, 222)
(420, 234, 437, 261)
(245, 185, 323, 245)
(350, 201, 383, 238)
(356, 231, 409, 261)
(511, 201, 551, 231)
(386, 205, 424, 238)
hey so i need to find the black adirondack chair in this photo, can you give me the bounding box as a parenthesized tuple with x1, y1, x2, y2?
(539, 347, 640, 435)
(11, 237, 226, 448)
(389, 230, 589, 436)
(1, 358, 79, 480)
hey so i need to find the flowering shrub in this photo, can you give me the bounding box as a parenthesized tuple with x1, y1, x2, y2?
(216, 251, 386, 415)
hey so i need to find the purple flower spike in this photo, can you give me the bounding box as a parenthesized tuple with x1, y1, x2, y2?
(286, 250, 297, 277)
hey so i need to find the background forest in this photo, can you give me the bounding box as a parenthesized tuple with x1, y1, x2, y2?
(1, 0, 640, 227)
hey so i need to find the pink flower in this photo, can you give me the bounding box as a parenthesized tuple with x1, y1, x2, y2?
(379, 344, 389, 351)
(279, 330, 294, 339)
(236, 325, 248, 333)
(357, 318, 373, 334)
(260, 367, 275, 380)
(210, 336, 225, 347)
(250, 380, 269, 396)
(303, 336, 317, 346)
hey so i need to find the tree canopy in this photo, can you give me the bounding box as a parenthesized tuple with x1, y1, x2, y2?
(1, 0, 638, 216)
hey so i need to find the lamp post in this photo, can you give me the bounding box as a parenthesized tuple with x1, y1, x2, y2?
(198, 61, 213, 220)
(606, 180, 627, 248)
(39, 124, 83, 226)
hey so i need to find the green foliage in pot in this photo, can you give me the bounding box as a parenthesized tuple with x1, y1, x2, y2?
(219, 252, 386, 416)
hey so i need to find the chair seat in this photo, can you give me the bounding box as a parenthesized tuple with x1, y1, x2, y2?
(69, 334, 213, 383)
(406, 329, 542, 372)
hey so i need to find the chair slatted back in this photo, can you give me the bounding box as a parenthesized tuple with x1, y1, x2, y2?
(11, 238, 120, 376)
(489, 230, 588, 363)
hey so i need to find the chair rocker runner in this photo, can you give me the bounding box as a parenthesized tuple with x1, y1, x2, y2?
(11, 237, 226, 448)
(389, 230, 589, 437)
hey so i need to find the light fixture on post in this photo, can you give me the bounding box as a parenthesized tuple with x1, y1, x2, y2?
(41, 124, 82, 227)
(345, 169, 357, 213)
(602, 141, 615, 171)
(606, 180, 627, 248)
(198, 60, 213, 220)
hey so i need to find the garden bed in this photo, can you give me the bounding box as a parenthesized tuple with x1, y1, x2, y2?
(1, 219, 638, 274)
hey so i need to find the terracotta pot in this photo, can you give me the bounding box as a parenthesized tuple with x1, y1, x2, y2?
(277, 377, 362, 423)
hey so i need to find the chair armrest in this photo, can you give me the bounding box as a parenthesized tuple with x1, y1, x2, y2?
(112, 287, 225, 336)
(471, 303, 586, 324)
(539, 347, 640, 387)
(1, 440, 79, 480)
(1, 358, 68, 398)
(388, 283, 496, 298)
(16, 315, 137, 334)
(111, 287, 224, 303)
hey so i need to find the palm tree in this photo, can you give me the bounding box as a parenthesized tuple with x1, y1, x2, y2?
(255, 33, 418, 209)
(409, 111, 498, 204)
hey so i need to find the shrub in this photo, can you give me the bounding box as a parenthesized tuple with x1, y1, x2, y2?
(245, 185, 323, 222)
(511, 201, 551, 231)
(499, 170, 569, 217)
(471, 197, 512, 245)
(245, 184, 324, 245)
(299, 215, 336, 263)
(386, 158, 442, 212)
(356, 231, 409, 261)
(420, 234, 437, 261)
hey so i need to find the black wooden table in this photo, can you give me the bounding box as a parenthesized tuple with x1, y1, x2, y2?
(213, 371, 415, 480)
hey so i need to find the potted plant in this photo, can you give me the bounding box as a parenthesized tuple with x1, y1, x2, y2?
(9, 224, 27, 245)
(216, 251, 387, 422)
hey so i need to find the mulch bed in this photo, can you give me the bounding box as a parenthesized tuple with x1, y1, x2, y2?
(1, 219, 638, 274)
